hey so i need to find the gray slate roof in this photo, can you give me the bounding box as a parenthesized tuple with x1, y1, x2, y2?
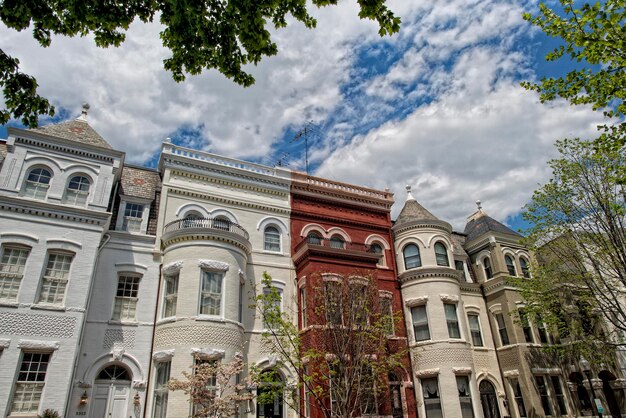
(120, 166, 161, 200)
(32, 119, 112, 149)
(396, 199, 440, 224)
(464, 213, 521, 242)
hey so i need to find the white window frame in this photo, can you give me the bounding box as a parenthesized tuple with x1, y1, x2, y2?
(467, 313, 484, 347)
(21, 167, 52, 200)
(411, 304, 430, 342)
(152, 360, 171, 418)
(0, 245, 30, 301)
(10, 351, 51, 414)
(262, 286, 283, 330)
(116, 199, 150, 234)
(112, 274, 141, 321)
(495, 312, 510, 346)
(421, 376, 442, 418)
(37, 252, 73, 305)
(199, 270, 224, 317)
(162, 274, 179, 319)
(63, 175, 91, 206)
(444, 303, 461, 339)
(264, 225, 282, 252)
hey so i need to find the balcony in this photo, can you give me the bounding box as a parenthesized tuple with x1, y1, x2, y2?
(161, 217, 251, 253)
(292, 237, 382, 268)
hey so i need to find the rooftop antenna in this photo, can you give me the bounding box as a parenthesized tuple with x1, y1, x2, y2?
(291, 121, 319, 175)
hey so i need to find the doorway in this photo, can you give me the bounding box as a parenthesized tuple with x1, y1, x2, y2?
(91, 364, 132, 418)
(257, 370, 283, 418)
(480, 380, 501, 418)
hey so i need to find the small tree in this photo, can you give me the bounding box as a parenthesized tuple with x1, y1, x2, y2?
(255, 271, 406, 418)
(512, 137, 626, 366)
(168, 352, 254, 418)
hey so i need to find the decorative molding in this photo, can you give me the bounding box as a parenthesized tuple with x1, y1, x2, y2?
(531, 367, 561, 375)
(0, 338, 10, 348)
(0, 311, 76, 338)
(198, 260, 230, 271)
(112, 347, 125, 361)
(103, 329, 136, 350)
(405, 296, 428, 307)
(239, 269, 246, 284)
(452, 367, 472, 375)
(18, 339, 60, 351)
(399, 267, 461, 284)
(0, 232, 39, 244)
(190, 347, 225, 360)
(46, 238, 82, 250)
(132, 380, 147, 389)
(440, 294, 459, 303)
(503, 370, 519, 378)
(415, 368, 440, 378)
(152, 349, 175, 362)
(163, 261, 183, 275)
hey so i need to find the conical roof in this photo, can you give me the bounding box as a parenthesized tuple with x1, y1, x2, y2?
(464, 201, 521, 242)
(395, 185, 449, 229)
(31, 104, 112, 149)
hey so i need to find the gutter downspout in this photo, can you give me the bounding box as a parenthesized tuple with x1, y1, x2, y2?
(64, 232, 111, 414)
(143, 262, 163, 418)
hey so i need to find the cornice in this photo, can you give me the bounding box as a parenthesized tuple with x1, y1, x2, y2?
(291, 210, 391, 232)
(465, 232, 525, 254)
(291, 184, 392, 212)
(167, 187, 290, 215)
(392, 219, 453, 235)
(482, 277, 520, 296)
(399, 267, 461, 285)
(170, 169, 289, 198)
(0, 195, 111, 227)
(161, 230, 252, 255)
(460, 283, 482, 294)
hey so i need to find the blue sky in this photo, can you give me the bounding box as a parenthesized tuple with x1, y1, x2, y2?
(0, 0, 602, 231)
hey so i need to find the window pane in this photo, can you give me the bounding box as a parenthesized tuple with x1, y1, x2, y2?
(264, 227, 281, 251)
(412, 305, 430, 341)
(434, 243, 449, 266)
(307, 233, 321, 245)
(468, 314, 483, 346)
(23, 168, 52, 199)
(445, 304, 460, 338)
(200, 272, 223, 315)
(0, 247, 29, 300)
(404, 244, 421, 269)
(422, 377, 442, 418)
(496, 313, 509, 345)
(457, 376, 474, 418)
(163, 275, 178, 318)
(153, 362, 171, 418)
(484, 258, 493, 279)
(519, 309, 534, 343)
(511, 379, 527, 417)
(550, 376, 567, 415)
(380, 297, 394, 335)
(11, 353, 51, 413)
(38, 253, 72, 304)
(505, 256, 517, 276)
(329, 235, 345, 249)
(535, 376, 552, 416)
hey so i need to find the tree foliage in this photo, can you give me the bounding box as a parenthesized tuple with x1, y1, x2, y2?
(0, 0, 400, 127)
(521, 1, 626, 123)
(168, 352, 254, 418)
(512, 137, 626, 367)
(255, 272, 406, 418)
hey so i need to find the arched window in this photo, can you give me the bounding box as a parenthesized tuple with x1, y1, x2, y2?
(97, 364, 131, 381)
(505, 255, 517, 276)
(434, 242, 449, 266)
(264, 226, 281, 252)
(483, 257, 493, 280)
(370, 243, 385, 267)
(329, 235, 345, 249)
(307, 232, 322, 245)
(403, 244, 421, 269)
(23, 167, 52, 199)
(64, 175, 90, 205)
(520, 257, 530, 278)
(183, 211, 203, 228)
(212, 216, 231, 231)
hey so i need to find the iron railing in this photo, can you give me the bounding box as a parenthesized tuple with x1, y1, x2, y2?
(163, 217, 249, 240)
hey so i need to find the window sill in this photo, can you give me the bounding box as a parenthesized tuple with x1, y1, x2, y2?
(31, 303, 65, 311)
(472, 346, 490, 351)
(0, 300, 19, 308)
(108, 320, 139, 326)
(156, 316, 177, 325)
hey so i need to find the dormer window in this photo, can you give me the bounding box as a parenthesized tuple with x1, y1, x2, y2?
(123, 203, 144, 233)
(22, 167, 52, 199)
(64, 175, 90, 206)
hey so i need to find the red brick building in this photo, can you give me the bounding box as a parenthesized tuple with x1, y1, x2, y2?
(290, 172, 417, 418)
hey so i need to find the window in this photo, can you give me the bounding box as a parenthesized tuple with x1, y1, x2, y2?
(445, 303, 461, 338)
(212, 216, 231, 231)
(483, 257, 493, 279)
(200, 272, 223, 316)
(535, 376, 553, 416)
(112, 275, 140, 320)
(98, 364, 131, 380)
(262, 287, 283, 329)
(520, 257, 530, 278)
(64, 175, 90, 205)
(193, 359, 218, 415)
(0, 246, 29, 300)
(422, 377, 442, 418)
(10, 352, 51, 414)
(467, 314, 484, 347)
(307, 232, 322, 245)
(329, 235, 345, 249)
(300, 287, 307, 328)
(380, 296, 394, 335)
(403, 244, 421, 269)
(370, 243, 385, 267)
(360, 366, 377, 415)
(550, 376, 567, 416)
(183, 211, 203, 227)
(495, 313, 510, 345)
(324, 280, 342, 326)
(123, 203, 144, 233)
(510, 379, 527, 417)
(162, 274, 178, 318)
(38, 252, 73, 304)
(411, 305, 430, 341)
(537, 315, 550, 344)
(457, 376, 474, 418)
(23, 167, 52, 199)
(303, 364, 311, 418)
(455, 260, 467, 281)
(389, 372, 403, 418)
(505, 255, 517, 276)
(434, 242, 449, 266)
(264, 226, 281, 252)
(152, 361, 171, 418)
(519, 309, 534, 343)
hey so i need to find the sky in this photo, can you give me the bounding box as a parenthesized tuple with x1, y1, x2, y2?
(0, 0, 604, 232)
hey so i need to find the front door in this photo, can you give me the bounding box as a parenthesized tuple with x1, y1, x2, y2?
(91, 364, 132, 418)
(480, 381, 501, 418)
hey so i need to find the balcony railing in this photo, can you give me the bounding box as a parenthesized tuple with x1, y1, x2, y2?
(163, 217, 249, 240)
(294, 237, 376, 254)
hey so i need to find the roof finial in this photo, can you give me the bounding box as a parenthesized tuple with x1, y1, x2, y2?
(476, 199, 482, 210)
(406, 185, 416, 201)
(77, 102, 90, 121)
